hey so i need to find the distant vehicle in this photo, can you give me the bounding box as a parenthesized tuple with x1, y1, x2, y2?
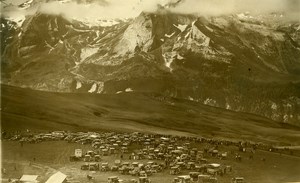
(111, 165, 119, 171)
(89, 163, 99, 171)
(81, 163, 99, 171)
(132, 162, 139, 167)
(139, 171, 147, 177)
(189, 172, 200, 181)
(232, 177, 244, 183)
(119, 166, 130, 175)
(95, 155, 101, 162)
(69, 155, 81, 162)
(173, 175, 191, 183)
(84, 154, 92, 162)
(187, 162, 196, 170)
(101, 162, 110, 171)
(102, 149, 109, 156)
(198, 175, 218, 183)
(81, 163, 89, 170)
(139, 177, 151, 183)
(170, 166, 180, 175)
(108, 176, 120, 183)
(70, 149, 83, 161)
(129, 168, 139, 176)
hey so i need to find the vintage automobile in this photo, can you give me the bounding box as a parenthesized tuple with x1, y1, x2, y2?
(232, 177, 244, 183)
(176, 162, 186, 170)
(84, 154, 92, 162)
(94, 155, 101, 162)
(150, 165, 161, 173)
(138, 177, 151, 183)
(173, 175, 191, 183)
(89, 163, 99, 171)
(189, 172, 200, 181)
(108, 176, 120, 183)
(81, 163, 89, 170)
(139, 171, 148, 177)
(187, 162, 196, 170)
(101, 162, 110, 171)
(69, 155, 81, 162)
(129, 167, 140, 176)
(119, 166, 130, 175)
(111, 165, 119, 171)
(170, 166, 181, 175)
(132, 162, 139, 167)
(198, 175, 218, 183)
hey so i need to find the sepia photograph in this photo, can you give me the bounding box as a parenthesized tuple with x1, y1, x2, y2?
(1, 0, 300, 182)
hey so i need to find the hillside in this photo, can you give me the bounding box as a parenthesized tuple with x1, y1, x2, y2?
(1, 85, 300, 145)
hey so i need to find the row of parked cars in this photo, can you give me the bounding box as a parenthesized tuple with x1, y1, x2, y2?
(4, 131, 248, 182)
(69, 135, 242, 183)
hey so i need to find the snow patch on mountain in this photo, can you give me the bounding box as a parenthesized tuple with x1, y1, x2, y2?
(173, 24, 188, 32)
(76, 81, 82, 89)
(271, 102, 278, 110)
(125, 88, 133, 92)
(188, 96, 195, 101)
(18, 0, 33, 10)
(237, 13, 254, 20)
(177, 54, 184, 60)
(66, 25, 91, 32)
(45, 41, 55, 54)
(184, 32, 190, 39)
(58, 0, 71, 4)
(226, 103, 231, 110)
(205, 25, 214, 32)
(77, 18, 121, 27)
(190, 24, 210, 45)
(114, 15, 152, 55)
(97, 82, 104, 93)
(184, 24, 211, 52)
(80, 47, 98, 62)
(88, 83, 97, 93)
(163, 51, 177, 72)
(165, 32, 175, 38)
(6, 14, 25, 27)
(204, 98, 217, 107)
(87, 82, 104, 93)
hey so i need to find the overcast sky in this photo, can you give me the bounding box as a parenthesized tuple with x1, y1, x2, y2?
(2, 0, 300, 20)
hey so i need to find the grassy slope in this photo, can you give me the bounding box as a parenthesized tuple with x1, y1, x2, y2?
(1, 85, 300, 145)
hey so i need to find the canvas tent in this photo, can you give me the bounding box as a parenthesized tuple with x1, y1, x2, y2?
(19, 175, 38, 183)
(45, 172, 67, 183)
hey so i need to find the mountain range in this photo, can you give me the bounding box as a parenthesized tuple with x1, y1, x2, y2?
(1, 0, 300, 127)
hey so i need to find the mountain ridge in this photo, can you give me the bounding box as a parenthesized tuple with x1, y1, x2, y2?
(1, 9, 300, 126)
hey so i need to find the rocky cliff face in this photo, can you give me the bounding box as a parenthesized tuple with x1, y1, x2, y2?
(1, 5, 300, 126)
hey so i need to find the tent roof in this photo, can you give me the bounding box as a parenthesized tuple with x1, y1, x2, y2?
(20, 175, 38, 182)
(45, 172, 66, 183)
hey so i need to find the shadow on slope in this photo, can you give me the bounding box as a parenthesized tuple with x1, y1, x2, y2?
(1, 85, 300, 145)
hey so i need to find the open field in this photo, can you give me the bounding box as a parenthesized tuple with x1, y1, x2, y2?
(1, 85, 300, 146)
(1, 140, 300, 183)
(1, 85, 300, 182)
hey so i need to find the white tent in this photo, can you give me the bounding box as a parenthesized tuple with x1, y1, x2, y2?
(19, 175, 38, 183)
(45, 172, 67, 183)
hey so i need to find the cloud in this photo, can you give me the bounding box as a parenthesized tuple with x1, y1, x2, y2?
(2, 0, 300, 21)
(170, 0, 300, 17)
(38, 0, 300, 20)
(36, 0, 175, 20)
(38, 0, 139, 20)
